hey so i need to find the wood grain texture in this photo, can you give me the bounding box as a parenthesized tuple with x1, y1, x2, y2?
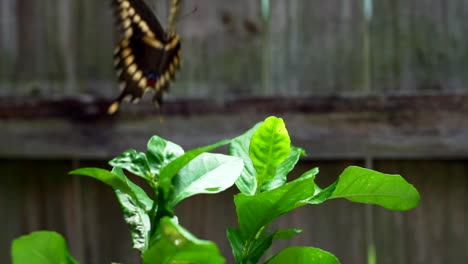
(2, 0, 468, 97)
(373, 160, 468, 264)
(0, 95, 467, 159)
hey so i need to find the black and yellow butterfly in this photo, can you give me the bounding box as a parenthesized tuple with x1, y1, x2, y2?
(109, 0, 181, 114)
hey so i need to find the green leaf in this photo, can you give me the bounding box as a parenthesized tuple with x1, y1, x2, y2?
(229, 123, 262, 195)
(142, 217, 225, 264)
(307, 181, 337, 205)
(329, 166, 420, 211)
(261, 146, 306, 192)
(227, 228, 304, 264)
(249, 116, 291, 191)
(169, 153, 243, 207)
(227, 227, 274, 264)
(69, 168, 137, 201)
(146, 136, 185, 176)
(235, 172, 317, 240)
(226, 228, 245, 264)
(109, 149, 152, 179)
(265, 247, 340, 264)
(159, 139, 231, 199)
(273, 228, 304, 240)
(112, 168, 153, 252)
(12, 231, 79, 264)
(70, 167, 154, 252)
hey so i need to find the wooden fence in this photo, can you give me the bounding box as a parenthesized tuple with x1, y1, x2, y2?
(0, 0, 467, 263)
(2, 0, 468, 97)
(1, 159, 466, 264)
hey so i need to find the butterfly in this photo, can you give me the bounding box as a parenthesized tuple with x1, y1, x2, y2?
(108, 0, 181, 114)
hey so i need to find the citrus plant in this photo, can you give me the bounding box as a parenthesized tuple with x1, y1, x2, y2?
(11, 116, 420, 264)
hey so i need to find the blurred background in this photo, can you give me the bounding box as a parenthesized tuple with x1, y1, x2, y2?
(1, 0, 467, 263)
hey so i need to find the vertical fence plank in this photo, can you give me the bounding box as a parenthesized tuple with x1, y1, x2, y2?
(372, 0, 468, 93)
(0, 0, 18, 90)
(0, 161, 24, 264)
(269, 0, 365, 95)
(374, 160, 468, 264)
(74, 0, 114, 95)
(173, 0, 263, 97)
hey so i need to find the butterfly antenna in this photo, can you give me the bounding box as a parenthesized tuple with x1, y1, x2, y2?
(178, 6, 198, 23)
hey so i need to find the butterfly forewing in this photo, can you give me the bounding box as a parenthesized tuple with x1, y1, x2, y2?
(108, 0, 181, 114)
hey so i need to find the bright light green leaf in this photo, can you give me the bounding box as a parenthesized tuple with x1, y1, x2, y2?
(249, 116, 291, 190)
(146, 136, 184, 176)
(69, 168, 137, 201)
(261, 146, 306, 192)
(229, 123, 262, 195)
(142, 217, 225, 264)
(329, 166, 420, 211)
(109, 149, 152, 179)
(112, 168, 152, 252)
(266, 247, 340, 264)
(12, 231, 78, 264)
(169, 153, 243, 207)
(159, 139, 231, 199)
(235, 172, 317, 239)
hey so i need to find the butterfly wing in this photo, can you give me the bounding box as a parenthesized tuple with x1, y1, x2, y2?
(151, 35, 181, 105)
(109, 0, 181, 114)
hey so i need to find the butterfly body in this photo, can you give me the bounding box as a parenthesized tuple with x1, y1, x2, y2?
(109, 0, 181, 114)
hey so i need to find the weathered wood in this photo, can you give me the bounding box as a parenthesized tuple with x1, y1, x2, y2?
(373, 160, 468, 264)
(2, 0, 468, 97)
(0, 95, 467, 159)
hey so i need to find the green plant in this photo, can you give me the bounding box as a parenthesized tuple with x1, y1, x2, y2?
(11, 116, 420, 264)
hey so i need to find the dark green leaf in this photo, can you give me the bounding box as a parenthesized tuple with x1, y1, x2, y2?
(112, 168, 153, 252)
(142, 217, 225, 264)
(159, 139, 231, 199)
(273, 228, 304, 240)
(246, 228, 303, 264)
(227, 227, 303, 264)
(235, 172, 317, 240)
(249, 116, 291, 190)
(265, 247, 340, 264)
(229, 123, 262, 195)
(11, 231, 78, 264)
(244, 231, 275, 264)
(329, 166, 420, 210)
(307, 182, 337, 205)
(226, 228, 245, 264)
(146, 136, 184, 176)
(261, 146, 306, 192)
(109, 149, 152, 179)
(69, 168, 137, 201)
(169, 153, 243, 207)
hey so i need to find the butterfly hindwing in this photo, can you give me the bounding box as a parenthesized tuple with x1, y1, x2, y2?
(108, 0, 181, 114)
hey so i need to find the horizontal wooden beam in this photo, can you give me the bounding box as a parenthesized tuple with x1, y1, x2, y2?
(1, 94, 467, 159)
